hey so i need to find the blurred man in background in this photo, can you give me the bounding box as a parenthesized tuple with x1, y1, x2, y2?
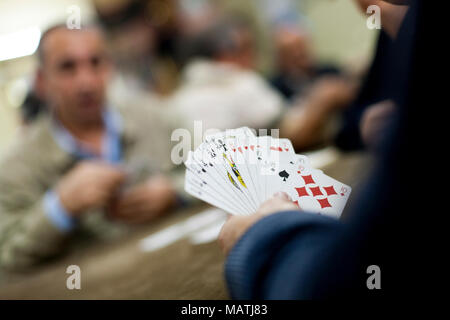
(269, 27, 357, 152)
(169, 13, 357, 153)
(168, 16, 284, 133)
(270, 27, 341, 101)
(278, 0, 408, 153)
(93, 0, 181, 95)
(0, 25, 183, 270)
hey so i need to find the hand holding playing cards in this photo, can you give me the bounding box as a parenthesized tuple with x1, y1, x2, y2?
(57, 161, 126, 216)
(218, 192, 299, 255)
(184, 127, 352, 218)
(108, 175, 177, 224)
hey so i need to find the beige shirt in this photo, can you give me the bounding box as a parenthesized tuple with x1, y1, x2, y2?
(169, 60, 285, 134)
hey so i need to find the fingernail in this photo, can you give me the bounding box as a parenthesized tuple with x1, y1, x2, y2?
(273, 192, 291, 200)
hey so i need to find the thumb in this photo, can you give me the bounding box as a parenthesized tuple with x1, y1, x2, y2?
(272, 192, 292, 201)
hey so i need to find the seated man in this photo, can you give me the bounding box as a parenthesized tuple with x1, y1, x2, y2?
(272, 28, 357, 151)
(270, 27, 342, 102)
(279, 0, 408, 153)
(0, 25, 184, 270)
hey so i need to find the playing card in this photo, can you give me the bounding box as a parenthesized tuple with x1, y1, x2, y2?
(266, 153, 313, 201)
(191, 148, 253, 214)
(204, 129, 259, 211)
(224, 134, 263, 206)
(184, 168, 242, 215)
(280, 167, 351, 218)
(255, 136, 295, 200)
(196, 140, 257, 214)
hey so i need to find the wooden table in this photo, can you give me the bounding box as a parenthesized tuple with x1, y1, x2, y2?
(0, 204, 228, 300)
(0, 150, 369, 299)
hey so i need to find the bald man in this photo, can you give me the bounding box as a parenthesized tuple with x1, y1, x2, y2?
(0, 25, 184, 270)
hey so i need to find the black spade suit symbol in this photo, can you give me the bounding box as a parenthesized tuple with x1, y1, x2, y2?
(279, 170, 289, 182)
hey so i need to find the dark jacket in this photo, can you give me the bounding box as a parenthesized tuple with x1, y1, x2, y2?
(225, 0, 431, 299)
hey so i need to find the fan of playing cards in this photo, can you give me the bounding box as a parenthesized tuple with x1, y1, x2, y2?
(184, 127, 351, 218)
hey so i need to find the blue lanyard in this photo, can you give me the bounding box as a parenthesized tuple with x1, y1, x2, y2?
(102, 109, 122, 164)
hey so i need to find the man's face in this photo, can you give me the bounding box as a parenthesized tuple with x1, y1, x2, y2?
(276, 30, 313, 73)
(230, 28, 255, 69)
(39, 28, 111, 123)
(218, 28, 255, 70)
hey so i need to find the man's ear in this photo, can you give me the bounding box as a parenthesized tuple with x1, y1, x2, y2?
(34, 69, 46, 100)
(105, 59, 114, 82)
(100, 53, 114, 83)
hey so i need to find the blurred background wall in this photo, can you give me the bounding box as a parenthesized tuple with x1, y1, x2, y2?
(303, 0, 377, 66)
(0, 0, 377, 157)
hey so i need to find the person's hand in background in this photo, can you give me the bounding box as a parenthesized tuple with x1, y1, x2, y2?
(107, 174, 177, 224)
(56, 161, 126, 216)
(360, 100, 396, 150)
(308, 76, 358, 112)
(218, 192, 299, 255)
(280, 76, 357, 151)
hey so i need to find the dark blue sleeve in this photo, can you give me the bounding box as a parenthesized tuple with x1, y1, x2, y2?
(225, 210, 341, 299)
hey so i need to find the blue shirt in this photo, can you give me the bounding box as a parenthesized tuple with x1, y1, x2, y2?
(43, 109, 123, 232)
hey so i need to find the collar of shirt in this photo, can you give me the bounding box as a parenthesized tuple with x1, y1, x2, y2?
(50, 108, 123, 164)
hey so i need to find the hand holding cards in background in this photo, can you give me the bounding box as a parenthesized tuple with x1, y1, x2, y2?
(108, 175, 177, 224)
(57, 161, 126, 216)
